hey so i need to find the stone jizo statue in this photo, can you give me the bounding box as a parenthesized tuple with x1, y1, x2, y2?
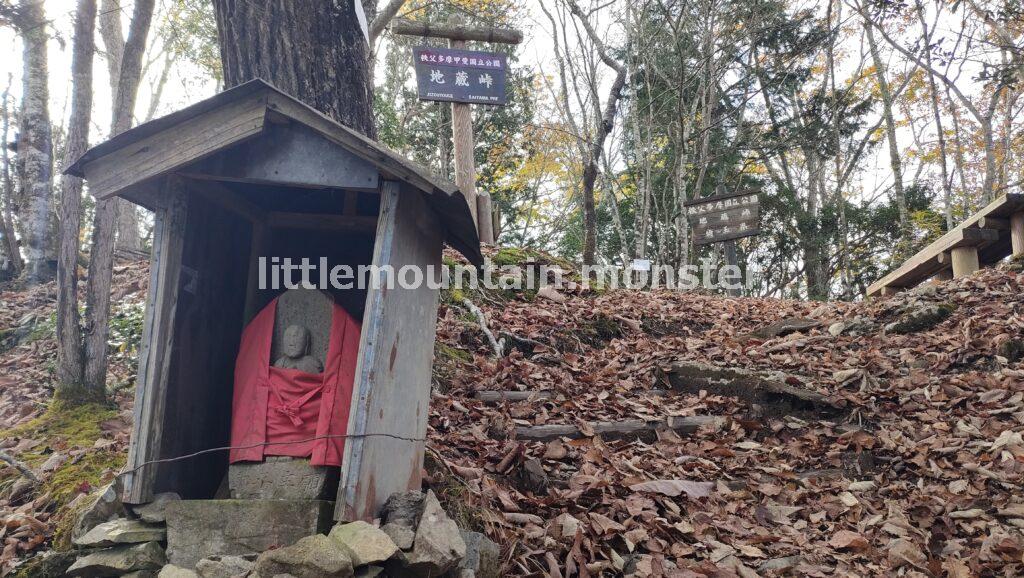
(273, 325, 324, 374)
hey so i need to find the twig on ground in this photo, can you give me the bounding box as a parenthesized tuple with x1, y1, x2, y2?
(0, 450, 40, 483)
(461, 297, 506, 357)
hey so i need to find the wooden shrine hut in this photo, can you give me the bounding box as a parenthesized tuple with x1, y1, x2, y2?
(66, 79, 482, 521)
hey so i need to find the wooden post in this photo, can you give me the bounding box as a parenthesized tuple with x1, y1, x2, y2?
(950, 246, 980, 278)
(450, 39, 480, 232)
(723, 239, 741, 297)
(1011, 212, 1024, 257)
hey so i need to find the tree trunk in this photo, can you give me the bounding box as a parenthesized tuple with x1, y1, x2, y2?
(864, 23, 909, 249)
(0, 78, 19, 276)
(212, 0, 376, 137)
(12, 0, 55, 286)
(56, 0, 98, 401)
(99, 0, 142, 253)
(83, 0, 156, 392)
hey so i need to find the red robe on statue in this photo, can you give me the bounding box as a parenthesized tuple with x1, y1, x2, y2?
(229, 296, 361, 466)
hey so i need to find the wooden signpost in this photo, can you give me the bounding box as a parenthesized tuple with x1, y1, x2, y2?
(685, 186, 761, 296)
(392, 18, 523, 245)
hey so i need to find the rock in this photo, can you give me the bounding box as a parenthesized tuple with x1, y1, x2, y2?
(72, 479, 128, 541)
(74, 518, 167, 548)
(165, 499, 334, 569)
(827, 322, 846, 337)
(354, 567, 384, 578)
(254, 534, 353, 578)
(67, 542, 166, 577)
(195, 555, 256, 578)
(9, 550, 77, 578)
(123, 571, 159, 578)
(457, 531, 500, 578)
(381, 522, 415, 550)
(751, 318, 820, 339)
(133, 492, 181, 523)
(229, 456, 338, 500)
(328, 521, 398, 566)
(403, 491, 466, 577)
(381, 491, 425, 528)
(885, 303, 953, 334)
(159, 565, 199, 578)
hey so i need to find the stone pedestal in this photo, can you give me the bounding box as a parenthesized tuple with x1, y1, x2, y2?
(165, 499, 334, 569)
(229, 456, 338, 500)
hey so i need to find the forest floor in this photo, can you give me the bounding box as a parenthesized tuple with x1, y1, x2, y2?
(1, 249, 1023, 576)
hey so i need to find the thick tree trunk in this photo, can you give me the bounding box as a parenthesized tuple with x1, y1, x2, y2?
(83, 0, 155, 392)
(13, 1, 55, 286)
(56, 0, 98, 401)
(0, 76, 19, 276)
(212, 0, 376, 137)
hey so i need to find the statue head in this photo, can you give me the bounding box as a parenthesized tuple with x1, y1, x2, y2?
(281, 325, 311, 359)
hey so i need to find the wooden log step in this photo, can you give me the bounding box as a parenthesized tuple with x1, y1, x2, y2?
(665, 361, 843, 418)
(513, 415, 724, 441)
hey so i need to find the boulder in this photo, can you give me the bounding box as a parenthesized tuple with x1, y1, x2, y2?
(158, 566, 199, 578)
(381, 523, 415, 550)
(885, 303, 953, 334)
(254, 534, 353, 578)
(328, 521, 398, 566)
(74, 518, 166, 548)
(457, 531, 500, 578)
(195, 555, 256, 578)
(403, 491, 466, 577)
(165, 499, 334, 569)
(71, 479, 128, 541)
(66, 542, 166, 577)
(133, 493, 182, 524)
(122, 571, 159, 578)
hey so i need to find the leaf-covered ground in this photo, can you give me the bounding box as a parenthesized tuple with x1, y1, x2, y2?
(1, 252, 1023, 577)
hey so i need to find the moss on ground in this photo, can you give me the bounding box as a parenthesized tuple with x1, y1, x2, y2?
(1, 403, 119, 467)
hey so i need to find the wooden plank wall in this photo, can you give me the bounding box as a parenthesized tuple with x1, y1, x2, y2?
(154, 192, 252, 499)
(337, 181, 444, 521)
(123, 178, 189, 504)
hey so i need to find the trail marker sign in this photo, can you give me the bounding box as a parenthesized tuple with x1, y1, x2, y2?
(685, 189, 760, 246)
(413, 47, 508, 105)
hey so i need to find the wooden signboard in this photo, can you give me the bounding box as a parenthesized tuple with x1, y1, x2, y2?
(685, 189, 760, 246)
(412, 46, 508, 105)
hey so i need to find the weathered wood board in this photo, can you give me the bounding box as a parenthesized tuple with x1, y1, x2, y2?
(685, 190, 760, 245)
(337, 180, 443, 521)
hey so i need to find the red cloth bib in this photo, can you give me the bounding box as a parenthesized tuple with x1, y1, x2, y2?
(229, 296, 361, 466)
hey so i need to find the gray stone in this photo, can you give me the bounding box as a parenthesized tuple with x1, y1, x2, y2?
(71, 478, 128, 541)
(229, 456, 338, 500)
(271, 289, 333, 367)
(195, 555, 256, 578)
(381, 491, 425, 527)
(254, 535, 353, 578)
(328, 521, 398, 566)
(751, 318, 821, 339)
(403, 491, 466, 577)
(381, 522, 415, 550)
(133, 492, 182, 523)
(67, 542, 166, 577)
(165, 499, 334, 569)
(123, 571, 159, 578)
(458, 531, 500, 578)
(74, 518, 166, 548)
(885, 303, 954, 334)
(159, 566, 199, 578)
(354, 567, 384, 578)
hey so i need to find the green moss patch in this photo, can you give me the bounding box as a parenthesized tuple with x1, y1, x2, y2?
(1, 403, 119, 465)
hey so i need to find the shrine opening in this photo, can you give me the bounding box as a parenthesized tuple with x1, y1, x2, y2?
(64, 80, 482, 555)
